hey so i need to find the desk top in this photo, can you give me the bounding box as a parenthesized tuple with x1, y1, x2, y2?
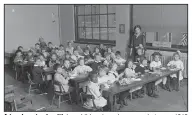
(103, 69, 179, 95)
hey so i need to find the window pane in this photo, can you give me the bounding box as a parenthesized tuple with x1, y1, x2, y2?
(85, 5, 92, 14)
(77, 5, 85, 15)
(86, 28, 92, 39)
(92, 5, 100, 14)
(93, 28, 99, 39)
(100, 28, 108, 40)
(78, 16, 85, 27)
(78, 28, 86, 38)
(100, 5, 107, 14)
(108, 5, 116, 13)
(108, 28, 116, 40)
(92, 15, 99, 27)
(100, 15, 107, 27)
(108, 15, 116, 27)
(85, 16, 92, 27)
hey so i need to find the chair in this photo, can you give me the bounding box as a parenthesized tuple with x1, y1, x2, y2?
(51, 81, 72, 108)
(80, 86, 103, 111)
(27, 72, 39, 95)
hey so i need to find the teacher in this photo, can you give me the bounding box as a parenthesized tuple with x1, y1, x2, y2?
(129, 25, 146, 61)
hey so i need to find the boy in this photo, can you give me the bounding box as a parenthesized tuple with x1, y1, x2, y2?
(24, 50, 34, 62)
(90, 54, 103, 71)
(32, 58, 47, 93)
(103, 53, 112, 67)
(114, 51, 126, 66)
(49, 53, 60, 68)
(14, 50, 23, 63)
(135, 58, 150, 74)
(47, 42, 54, 53)
(83, 73, 107, 109)
(71, 50, 84, 63)
(39, 37, 47, 49)
(33, 43, 41, 57)
(83, 48, 92, 62)
(66, 41, 74, 55)
(108, 63, 119, 83)
(62, 60, 73, 73)
(135, 48, 145, 63)
(99, 44, 106, 57)
(41, 48, 50, 59)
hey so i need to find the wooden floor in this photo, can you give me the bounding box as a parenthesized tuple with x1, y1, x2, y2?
(4, 65, 188, 111)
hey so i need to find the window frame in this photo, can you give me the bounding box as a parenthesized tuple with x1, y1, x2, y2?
(74, 5, 116, 46)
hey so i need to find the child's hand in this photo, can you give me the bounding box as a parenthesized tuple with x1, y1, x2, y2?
(139, 44, 143, 48)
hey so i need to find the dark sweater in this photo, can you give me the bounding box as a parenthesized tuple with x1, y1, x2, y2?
(32, 66, 44, 84)
(90, 61, 103, 71)
(135, 65, 150, 74)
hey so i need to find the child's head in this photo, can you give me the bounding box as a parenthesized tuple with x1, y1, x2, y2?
(94, 47, 100, 53)
(98, 66, 107, 76)
(89, 73, 98, 83)
(137, 48, 143, 56)
(39, 37, 44, 43)
(76, 45, 81, 50)
(35, 43, 40, 49)
(55, 48, 59, 53)
(59, 44, 64, 50)
(54, 63, 63, 74)
(173, 52, 180, 61)
(109, 63, 118, 71)
(39, 54, 45, 61)
(16, 50, 22, 56)
(84, 48, 90, 54)
(141, 58, 148, 66)
(99, 44, 104, 48)
(28, 50, 33, 56)
(35, 58, 41, 66)
(41, 48, 46, 53)
(105, 53, 111, 61)
(86, 44, 90, 49)
(115, 51, 121, 58)
(65, 52, 71, 59)
(51, 53, 57, 61)
(95, 54, 101, 62)
(68, 41, 72, 47)
(152, 52, 161, 62)
(134, 25, 141, 34)
(127, 59, 133, 69)
(64, 60, 70, 68)
(48, 42, 53, 48)
(17, 46, 23, 51)
(74, 50, 79, 56)
(107, 47, 112, 53)
(78, 58, 85, 66)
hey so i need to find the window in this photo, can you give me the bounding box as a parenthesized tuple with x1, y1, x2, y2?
(74, 5, 116, 45)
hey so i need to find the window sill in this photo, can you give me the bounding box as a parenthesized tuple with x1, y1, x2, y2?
(74, 39, 116, 46)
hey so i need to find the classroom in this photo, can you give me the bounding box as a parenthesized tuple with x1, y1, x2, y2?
(4, 4, 188, 112)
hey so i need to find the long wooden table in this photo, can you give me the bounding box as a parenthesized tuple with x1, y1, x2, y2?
(102, 69, 180, 111)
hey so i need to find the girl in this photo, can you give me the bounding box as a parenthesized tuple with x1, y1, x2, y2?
(39, 37, 47, 49)
(103, 53, 113, 67)
(14, 50, 23, 63)
(71, 58, 92, 76)
(114, 51, 126, 66)
(90, 54, 103, 71)
(83, 48, 92, 61)
(76, 45, 84, 55)
(58, 45, 65, 59)
(167, 51, 184, 91)
(104, 47, 116, 60)
(99, 44, 106, 57)
(41, 48, 50, 59)
(84, 73, 107, 109)
(135, 48, 145, 63)
(92, 47, 101, 58)
(49, 53, 60, 68)
(17, 46, 24, 52)
(108, 63, 120, 83)
(39, 54, 47, 67)
(66, 41, 74, 55)
(150, 52, 169, 91)
(47, 42, 54, 53)
(62, 60, 72, 73)
(71, 50, 84, 63)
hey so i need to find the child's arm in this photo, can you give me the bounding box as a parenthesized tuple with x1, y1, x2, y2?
(86, 66, 93, 72)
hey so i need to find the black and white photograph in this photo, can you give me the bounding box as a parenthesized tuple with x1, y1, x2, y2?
(4, 4, 188, 112)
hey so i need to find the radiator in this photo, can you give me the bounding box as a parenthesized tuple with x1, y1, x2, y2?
(146, 55, 187, 78)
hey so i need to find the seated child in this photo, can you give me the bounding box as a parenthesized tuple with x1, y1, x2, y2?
(123, 60, 143, 98)
(58, 44, 65, 59)
(41, 48, 50, 59)
(65, 52, 76, 64)
(71, 58, 92, 76)
(76, 45, 84, 55)
(66, 41, 74, 55)
(33, 43, 41, 57)
(83, 48, 92, 61)
(24, 50, 34, 62)
(39, 37, 47, 49)
(84, 73, 107, 109)
(47, 42, 54, 53)
(103, 53, 113, 67)
(135, 58, 150, 74)
(150, 52, 169, 92)
(92, 47, 101, 58)
(104, 47, 116, 60)
(54, 63, 72, 93)
(71, 50, 84, 63)
(17, 46, 24, 53)
(62, 60, 73, 73)
(108, 63, 120, 83)
(49, 53, 60, 68)
(90, 54, 103, 71)
(167, 51, 184, 91)
(86, 44, 92, 54)
(32, 58, 47, 93)
(135, 48, 145, 63)
(39, 54, 47, 67)
(14, 50, 23, 63)
(114, 51, 126, 66)
(97, 66, 111, 85)
(99, 44, 106, 57)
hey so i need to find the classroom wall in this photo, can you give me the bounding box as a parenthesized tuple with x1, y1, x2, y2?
(59, 5, 131, 58)
(133, 5, 187, 44)
(5, 5, 60, 53)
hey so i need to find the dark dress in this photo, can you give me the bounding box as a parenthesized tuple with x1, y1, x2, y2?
(130, 33, 146, 61)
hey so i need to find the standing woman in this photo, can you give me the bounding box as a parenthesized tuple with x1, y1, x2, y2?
(129, 25, 146, 61)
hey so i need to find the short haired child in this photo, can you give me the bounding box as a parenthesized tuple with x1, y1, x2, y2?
(47, 42, 53, 53)
(49, 53, 60, 67)
(114, 51, 126, 65)
(135, 48, 145, 63)
(66, 41, 74, 55)
(14, 50, 23, 63)
(90, 54, 103, 71)
(24, 50, 34, 62)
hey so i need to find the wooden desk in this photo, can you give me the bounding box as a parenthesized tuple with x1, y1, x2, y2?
(103, 69, 180, 111)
